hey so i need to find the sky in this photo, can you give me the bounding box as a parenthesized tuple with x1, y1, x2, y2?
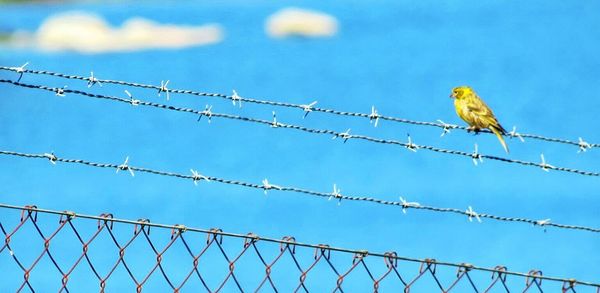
(0, 1, 599, 292)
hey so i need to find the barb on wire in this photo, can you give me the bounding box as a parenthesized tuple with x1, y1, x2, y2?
(539, 154, 555, 172)
(369, 106, 380, 127)
(158, 80, 170, 100)
(301, 101, 318, 118)
(1, 79, 599, 178)
(405, 134, 419, 152)
(190, 169, 210, 186)
(509, 126, 525, 142)
(399, 196, 420, 214)
(87, 71, 102, 88)
(436, 119, 454, 137)
(1, 203, 598, 292)
(466, 206, 482, 223)
(262, 179, 281, 194)
(1, 65, 596, 151)
(332, 128, 352, 143)
(8, 62, 28, 82)
(116, 156, 135, 177)
(471, 144, 483, 166)
(198, 104, 213, 123)
(231, 90, 242, 108)
(124, 90, 140, 106)
(1, 149, 599, 234)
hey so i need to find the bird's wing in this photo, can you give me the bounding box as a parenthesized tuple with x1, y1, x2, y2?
(464, 96, 502, 130)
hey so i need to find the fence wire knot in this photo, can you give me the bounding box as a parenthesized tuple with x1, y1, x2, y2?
(509, 126, 525, 142)
(116, 156, 135, 177)
(315, 244, 331, 259)
(98, 213, 114, 230)
(171, 224, 187, 239)
(457, 263, 474, 276)
(539, 154, 555, 172)
(399, 196, 420, 214)
(471, 144, 483, 166)
(436, 119, 454, 137)
(190, 169, 210, 186)
(174, 224, 187, 233)
(352, 250, 368, 264)
(301, 101, 318, 118)
(333, 129, 352, 143)
(124, 90, 140, 106)
(526, 270, 543, 287)
(135, 218, 151, 235)
(562, 279, 577, 291)
(405, 134, 419, 152)
(578, 137, 591, 153)
(261, 179, 282, 194)
(383, 251, 398, 268)
(369, 106, 380, 127)
(466, 206, 482, 223)
(87, 71, 102, 88)
(58, 211, 76, 224)
(231, 90, 242, 108)
(207, 228, 224, 244)
(21, 205, 39, 222)
(491, 265, 507, 279)
(243, 233, 260, 248)
(10, 62, 29, 82)
(280, 236, 296, 253)
(420, 258, 437, 274)
(197, 104, 213, 123)
(158, 80, 170, 100)
(43, 152, 57, 165)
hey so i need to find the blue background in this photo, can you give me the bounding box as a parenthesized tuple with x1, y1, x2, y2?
(0, 1, 599, 291)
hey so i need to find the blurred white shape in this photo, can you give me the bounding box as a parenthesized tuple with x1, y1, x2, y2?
(266, 8, 338, 38)
(14, 11, 223, 53)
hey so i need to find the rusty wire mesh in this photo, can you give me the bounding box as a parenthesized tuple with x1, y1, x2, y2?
(1, 204, 597, 292)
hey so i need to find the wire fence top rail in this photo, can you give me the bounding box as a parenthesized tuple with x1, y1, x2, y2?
(1, 65, 597, 151)
(1, 79, 599, 178)
(0, 202, 598, 292)
(1, 149, 599, 235)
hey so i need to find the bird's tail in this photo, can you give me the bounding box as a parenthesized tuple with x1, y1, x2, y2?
(490, 126, 509, 153)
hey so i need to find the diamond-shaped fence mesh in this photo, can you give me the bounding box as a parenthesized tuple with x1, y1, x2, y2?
(1, 204, 598, 292)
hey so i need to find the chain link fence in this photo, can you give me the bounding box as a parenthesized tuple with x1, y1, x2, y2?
(1, 204, 596, 292)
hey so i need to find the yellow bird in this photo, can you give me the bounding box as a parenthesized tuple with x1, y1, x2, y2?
(450, 86, 509, 153)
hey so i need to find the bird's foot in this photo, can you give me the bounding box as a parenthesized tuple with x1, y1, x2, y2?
(467, 126, 481, 135)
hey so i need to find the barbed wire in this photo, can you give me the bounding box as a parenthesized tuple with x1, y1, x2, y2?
(1, 149, 599, 235)
(0, 203, 597, 292)
(0, 65, 597, 151)
(1, 78, 598, 178)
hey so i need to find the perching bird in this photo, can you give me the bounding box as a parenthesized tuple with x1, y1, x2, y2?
(450, 86, 509, 153)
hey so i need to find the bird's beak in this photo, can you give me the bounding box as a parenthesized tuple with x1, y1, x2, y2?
(449, 93, 455, 99)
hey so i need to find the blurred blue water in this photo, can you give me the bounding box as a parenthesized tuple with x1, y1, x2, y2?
(0, 1, 599, 291)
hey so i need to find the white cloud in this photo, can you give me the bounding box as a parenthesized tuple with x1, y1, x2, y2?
(10, 11, 223, 53)
(265, 8, 338, 38)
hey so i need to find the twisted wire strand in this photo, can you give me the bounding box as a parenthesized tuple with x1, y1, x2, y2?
(0, 203, 598, 288)
(1, 79, 599, 178)
(0, 149, 599, 234)
(1, 66, 597, 149)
